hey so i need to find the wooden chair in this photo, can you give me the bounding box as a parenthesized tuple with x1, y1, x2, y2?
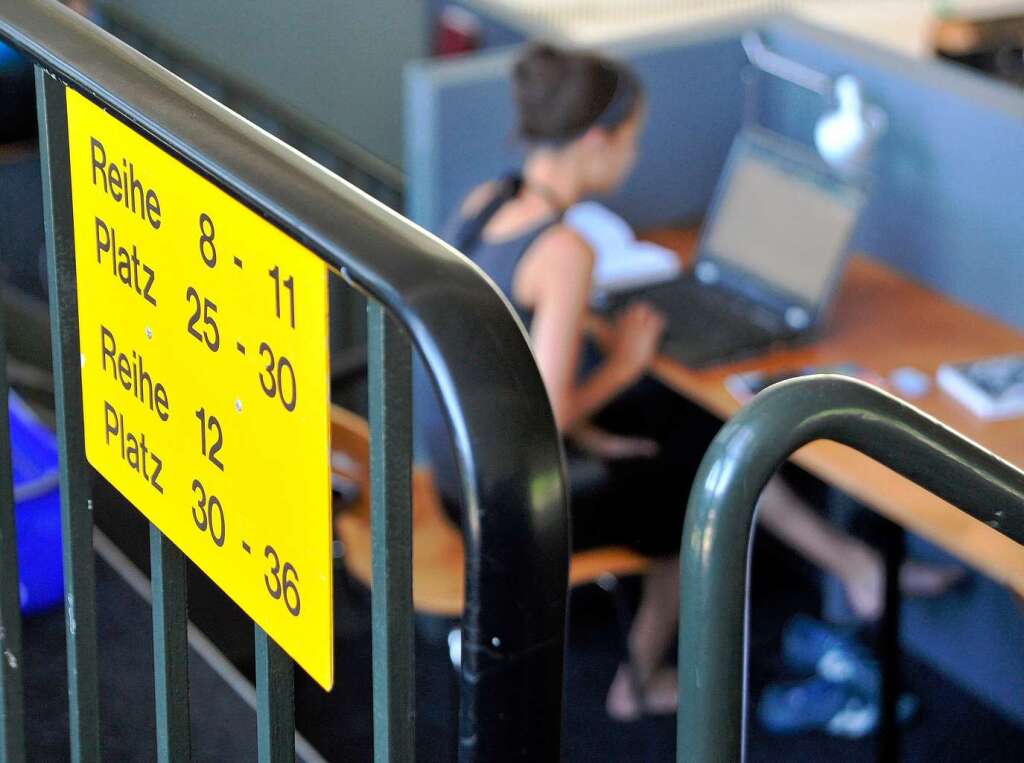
(330, 405, 650, 618)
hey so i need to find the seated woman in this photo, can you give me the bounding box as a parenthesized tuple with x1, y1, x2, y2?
(415, 43, 961, 721)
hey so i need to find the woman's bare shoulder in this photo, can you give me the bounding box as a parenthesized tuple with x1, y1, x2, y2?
(534, 223, 594, 274)
(516, 223, 594, 304)
(461, 180, 502, 217)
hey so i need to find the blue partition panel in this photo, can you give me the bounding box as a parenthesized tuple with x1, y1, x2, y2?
(761, 17, 1024, 330)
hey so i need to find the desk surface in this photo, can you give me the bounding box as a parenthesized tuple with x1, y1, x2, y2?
(644, 229, 1024, 594)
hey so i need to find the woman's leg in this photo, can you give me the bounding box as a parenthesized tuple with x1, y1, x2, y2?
(594, 382, 710, 720)
(757, 476, 963, 620)
(606, 557, 681, 721)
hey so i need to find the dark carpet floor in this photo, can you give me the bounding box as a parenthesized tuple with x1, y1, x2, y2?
(20, 527, 1024, 761)
(292, 531, 1024, 762)
(22, 556, 260, 761)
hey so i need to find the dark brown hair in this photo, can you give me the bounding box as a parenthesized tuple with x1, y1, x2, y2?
(513, 43, 643, 146)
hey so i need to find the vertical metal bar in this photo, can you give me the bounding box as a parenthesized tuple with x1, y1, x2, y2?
(0, 290, 26, 762)
(36, 66, 101, 763)
(149, 524, 191, 762)
(367, 301, 414, 763)
(255, 626, 294, 763)
(877, 523, 905, 762)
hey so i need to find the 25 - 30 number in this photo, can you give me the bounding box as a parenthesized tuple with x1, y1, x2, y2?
(258, 342, 297, 411)
(186, 287, 220, 351)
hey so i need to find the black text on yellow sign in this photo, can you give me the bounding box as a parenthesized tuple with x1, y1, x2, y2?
(65, 88, 333, 689)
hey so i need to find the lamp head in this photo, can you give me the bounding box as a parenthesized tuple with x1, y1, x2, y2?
(814, 75, 886, 175)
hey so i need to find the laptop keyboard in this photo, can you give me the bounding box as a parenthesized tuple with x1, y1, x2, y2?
(603, 277, 795, 368)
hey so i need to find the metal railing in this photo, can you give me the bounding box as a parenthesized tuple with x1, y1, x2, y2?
(676, 374, 1024, 761)
(0, 1, 569, 761)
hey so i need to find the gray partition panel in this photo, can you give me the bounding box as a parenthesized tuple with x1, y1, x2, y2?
(404, 20, 752, 234)
(761, 17, 1024, 330)
(97, 0, 429, 170)
(406, 14, 1024, 329)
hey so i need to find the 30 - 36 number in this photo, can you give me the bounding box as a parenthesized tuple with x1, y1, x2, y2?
(264, 545, 300, 616)
(191, 478, 225, 547)
(258, 342, 297, 411)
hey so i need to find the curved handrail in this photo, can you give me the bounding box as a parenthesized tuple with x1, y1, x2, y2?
(677, 375, 1024, 761)
(0, 2, 569, 759)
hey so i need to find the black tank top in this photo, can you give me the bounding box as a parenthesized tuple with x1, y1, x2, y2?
(414, 176, 560, 504)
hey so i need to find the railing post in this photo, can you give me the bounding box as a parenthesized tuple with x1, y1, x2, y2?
(0, 290, 26, 763)
(367, 302, 415, 762)
(877, 521, 904, 761)
(150, 525, 191, 761)
(2, 7, 570, 759)
(256, 626, 295, 763)
(677, 375, 1024, 762)
(36, 65, 101, 763)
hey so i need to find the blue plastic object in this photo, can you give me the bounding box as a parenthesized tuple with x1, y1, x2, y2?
(782, 614, 880, 696)
(890, 366, 932, 399)
(9, 392, 63, 615)
(0, 40, 29, 73)
(758, 674, 918, 738)
(766, 614, 919, 737)
(757, 676, 870, 736)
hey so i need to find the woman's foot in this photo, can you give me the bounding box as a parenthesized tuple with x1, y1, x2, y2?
(900, 559, 967, 597)
(605, 664, 678, 722)
(841, 546, 966, 621)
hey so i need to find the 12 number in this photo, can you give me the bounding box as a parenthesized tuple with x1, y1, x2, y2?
(195, 407, 224, 470)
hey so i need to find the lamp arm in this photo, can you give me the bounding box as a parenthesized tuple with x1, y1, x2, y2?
(866, 103, 890, 135)
(742, 31, 832, 95)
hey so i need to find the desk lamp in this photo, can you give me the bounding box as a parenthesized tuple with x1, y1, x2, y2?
(742, 31, 889, 175)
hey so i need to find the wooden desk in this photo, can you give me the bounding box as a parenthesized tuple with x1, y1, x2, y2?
(642, 229, 1024, 595)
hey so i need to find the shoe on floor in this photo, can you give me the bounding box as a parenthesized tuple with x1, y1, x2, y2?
(782, 614, 879, 696)
(758, 676, 875, 737)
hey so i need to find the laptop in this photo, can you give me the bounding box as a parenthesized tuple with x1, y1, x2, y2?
(604, 127, 868, 369)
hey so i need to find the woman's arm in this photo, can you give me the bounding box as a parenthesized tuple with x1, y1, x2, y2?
(517, 226, 663, 431)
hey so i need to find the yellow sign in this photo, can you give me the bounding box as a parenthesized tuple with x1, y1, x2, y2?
(65, 88, 333, 689)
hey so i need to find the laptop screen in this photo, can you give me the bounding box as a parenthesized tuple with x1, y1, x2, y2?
(701, 130, 865, 310)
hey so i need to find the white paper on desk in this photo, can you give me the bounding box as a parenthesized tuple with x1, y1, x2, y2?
(565, 201, 681, 300)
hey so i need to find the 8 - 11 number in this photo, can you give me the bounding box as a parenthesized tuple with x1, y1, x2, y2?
(269, 266, 295, 328)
